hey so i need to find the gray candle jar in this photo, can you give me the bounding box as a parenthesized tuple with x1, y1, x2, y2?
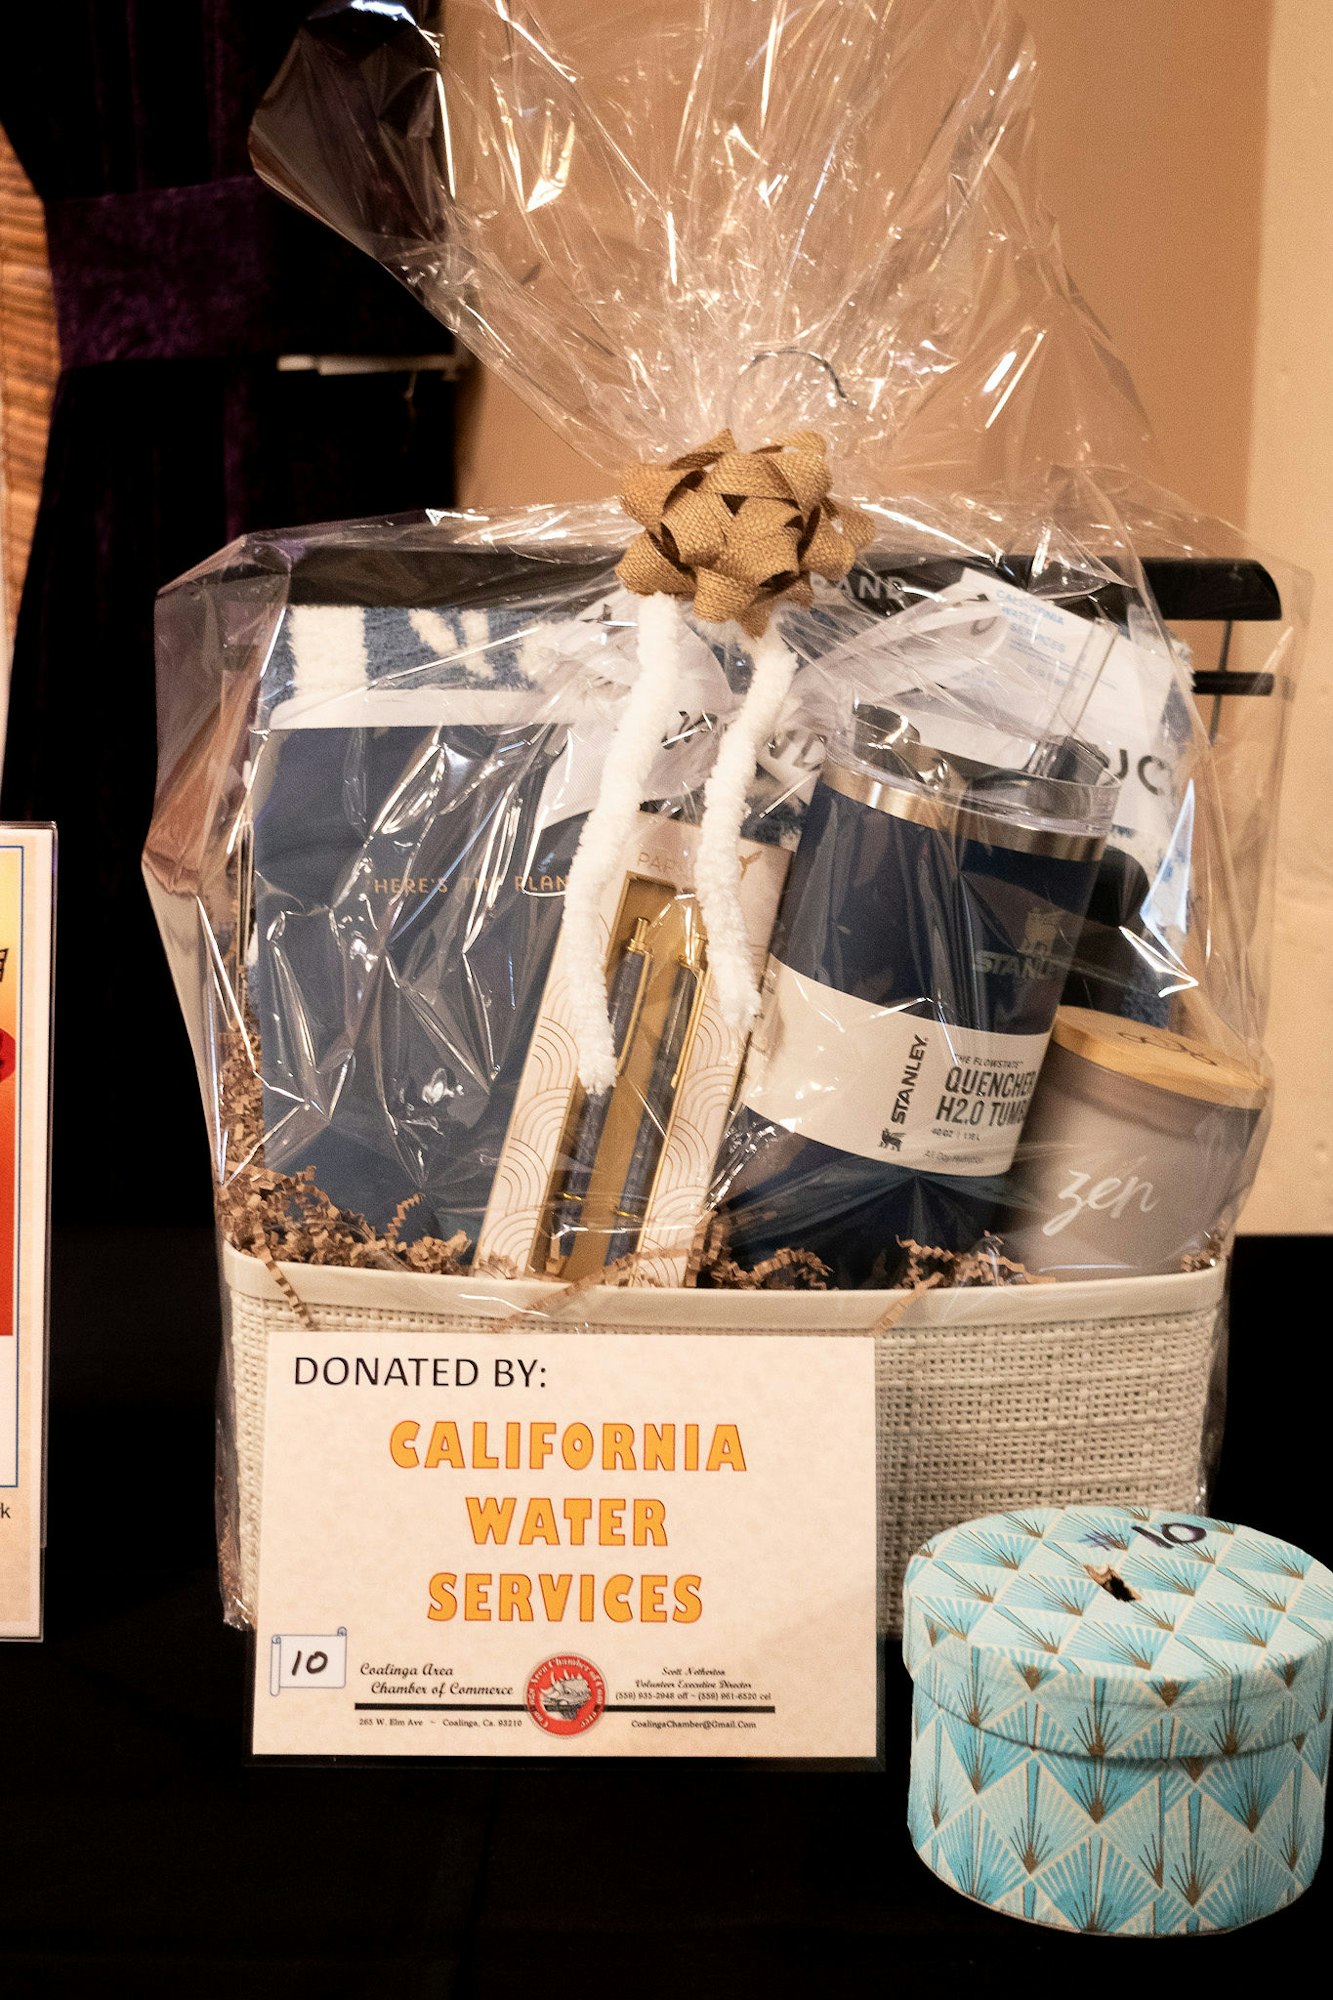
(1001, 1007, 1268, 1278)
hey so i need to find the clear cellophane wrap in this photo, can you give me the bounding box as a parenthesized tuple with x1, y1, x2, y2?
(147, 3, 1302, 1323)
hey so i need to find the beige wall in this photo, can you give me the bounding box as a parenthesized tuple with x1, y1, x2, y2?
(457, 0, 1329, 1232)
(1024, 0, 1270, 529)
(458, 1, 1273, 524)
(1244, 0, 1333, 1232)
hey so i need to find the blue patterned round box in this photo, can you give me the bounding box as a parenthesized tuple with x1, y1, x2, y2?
(903, 1506, 1333, 1935)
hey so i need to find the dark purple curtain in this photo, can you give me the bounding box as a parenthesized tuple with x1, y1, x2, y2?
(0, 2, 456, 1222)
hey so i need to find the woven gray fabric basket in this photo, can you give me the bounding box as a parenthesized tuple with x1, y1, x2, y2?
(219, 1245, 1225, 1633)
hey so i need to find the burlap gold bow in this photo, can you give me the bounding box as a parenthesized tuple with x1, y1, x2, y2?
(617, 430, 875, 635)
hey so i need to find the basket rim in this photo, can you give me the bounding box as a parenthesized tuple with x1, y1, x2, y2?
(220, 1241, 1226, 1330)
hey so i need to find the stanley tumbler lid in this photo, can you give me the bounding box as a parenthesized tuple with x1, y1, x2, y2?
(833, 703, 1116, 861)
(1051, 1006, 1269, 1111)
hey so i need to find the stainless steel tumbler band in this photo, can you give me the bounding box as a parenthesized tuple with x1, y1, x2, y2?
(820, 759, 1106, 861)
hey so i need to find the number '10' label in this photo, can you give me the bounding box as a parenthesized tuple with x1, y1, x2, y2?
(1131, 1520, 1209, 1552)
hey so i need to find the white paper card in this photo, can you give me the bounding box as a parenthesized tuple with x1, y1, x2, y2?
(252, 1331, 879, 1759)
(0, 826, 55, 1642)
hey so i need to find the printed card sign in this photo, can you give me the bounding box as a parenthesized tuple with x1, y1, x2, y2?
(0, 827, 55, 1641)
(252, 1331, 878, 1759)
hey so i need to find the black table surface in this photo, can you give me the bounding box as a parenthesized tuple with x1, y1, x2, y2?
(1, 1227, 1326, 1996)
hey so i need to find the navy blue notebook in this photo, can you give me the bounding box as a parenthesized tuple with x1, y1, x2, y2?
(247, 538, 799, 1253)
(252, 714, 583, 1250)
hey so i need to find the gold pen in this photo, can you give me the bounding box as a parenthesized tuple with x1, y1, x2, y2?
(548, 917, 653, 1265)
(605, 910, 708, 1266)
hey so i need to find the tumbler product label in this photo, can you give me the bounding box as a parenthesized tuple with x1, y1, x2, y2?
(741, 962, 1050, 1176)
(251, 1328, 878, 1760)
(0, 827, 54, 1642)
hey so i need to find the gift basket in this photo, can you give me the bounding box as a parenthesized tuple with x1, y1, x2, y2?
(144, 0, 1303, 1630)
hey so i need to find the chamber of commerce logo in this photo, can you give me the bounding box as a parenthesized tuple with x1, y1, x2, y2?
(525, 1655, 607, 1736)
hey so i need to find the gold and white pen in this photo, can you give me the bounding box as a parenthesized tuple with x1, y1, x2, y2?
(547, 917, 652, 1265)
(605, 913, 707, 1266)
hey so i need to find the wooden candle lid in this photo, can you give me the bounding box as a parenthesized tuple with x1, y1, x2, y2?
(1050, 1005, 1269, 1111)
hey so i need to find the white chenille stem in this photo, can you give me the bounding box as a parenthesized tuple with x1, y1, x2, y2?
(562, 590, 687, 1091)
(696, 618, 800, 1034)
(288, 604, 368, 701)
